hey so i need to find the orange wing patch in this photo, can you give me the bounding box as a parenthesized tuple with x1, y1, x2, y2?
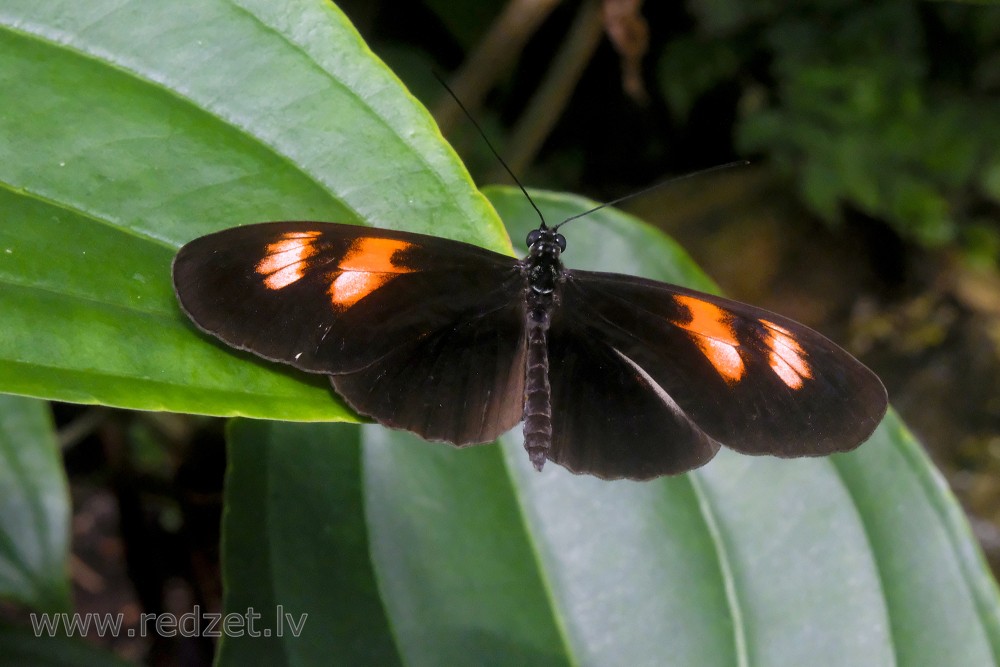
(328, 237, 416, 310)
(673, 295, 745, 383)
(256, 231, 323, 290)
(761, 320, 812, 389)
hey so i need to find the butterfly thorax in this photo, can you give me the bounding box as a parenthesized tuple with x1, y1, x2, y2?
(520, 227, 567, 471)
(523, 227, 565, 294)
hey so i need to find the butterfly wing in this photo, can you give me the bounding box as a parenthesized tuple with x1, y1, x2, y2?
(173, 222, 527, 444)
(542, 270, 887, 478)
(544, 323, 722, 480)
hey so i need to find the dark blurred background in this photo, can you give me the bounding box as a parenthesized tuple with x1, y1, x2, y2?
(47, 1, 1000, 663)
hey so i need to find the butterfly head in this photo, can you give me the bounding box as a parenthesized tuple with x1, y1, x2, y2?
(526, 227, 567, 260)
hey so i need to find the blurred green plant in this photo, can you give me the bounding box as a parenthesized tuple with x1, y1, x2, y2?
(659, 1, 1000, 258)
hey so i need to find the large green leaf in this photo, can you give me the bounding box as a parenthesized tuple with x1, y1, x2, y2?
(218, 189, 1000, 666)
(0, 401, 115, 662)
(219, 420, 399, 666)
(0, 0, 507, 419)
(0, 395, 70, 615)
(357, 188, 1000, 666)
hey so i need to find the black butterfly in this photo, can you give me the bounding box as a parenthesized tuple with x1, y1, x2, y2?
(172, 215, 887, 481)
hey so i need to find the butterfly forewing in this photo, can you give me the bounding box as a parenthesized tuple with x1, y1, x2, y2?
(173, 222, 528, 444)
(559, 270, 888, 458)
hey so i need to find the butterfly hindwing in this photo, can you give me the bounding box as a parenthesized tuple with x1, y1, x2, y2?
(544, 319, 722, 479)
(173, 222, 528, 443)
(556, 270, 887, 460)
(330, 294, 527, 444)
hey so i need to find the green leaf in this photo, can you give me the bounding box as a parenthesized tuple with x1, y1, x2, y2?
(214, 190, 1000, 665)
(356, 189, 1000, 665)
(833, 419, 1000, 665)
(364, 427, 567, 665)
(0, 395, 71, 614)
(0, 0, 508, 419)
(0, 626, 130, 667)
(219, 420, 399, 666)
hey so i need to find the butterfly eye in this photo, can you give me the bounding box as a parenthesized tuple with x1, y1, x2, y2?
(555, 233, 567, 252)
(526, 229, 543, 247)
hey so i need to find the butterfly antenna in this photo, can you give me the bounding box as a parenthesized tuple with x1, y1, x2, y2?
(433, 71, 548, 229)
(552, 160, 751, 231)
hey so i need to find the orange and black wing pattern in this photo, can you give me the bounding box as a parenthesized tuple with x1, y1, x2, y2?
(542, 269, 887, 478)
(174, 220, 887, 481)
(172, 222, 527, 445)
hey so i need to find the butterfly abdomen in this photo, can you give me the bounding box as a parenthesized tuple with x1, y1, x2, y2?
(523, 295, 554, 471)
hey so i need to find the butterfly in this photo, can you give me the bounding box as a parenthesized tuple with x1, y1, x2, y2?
(172, 209, 887, 481)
